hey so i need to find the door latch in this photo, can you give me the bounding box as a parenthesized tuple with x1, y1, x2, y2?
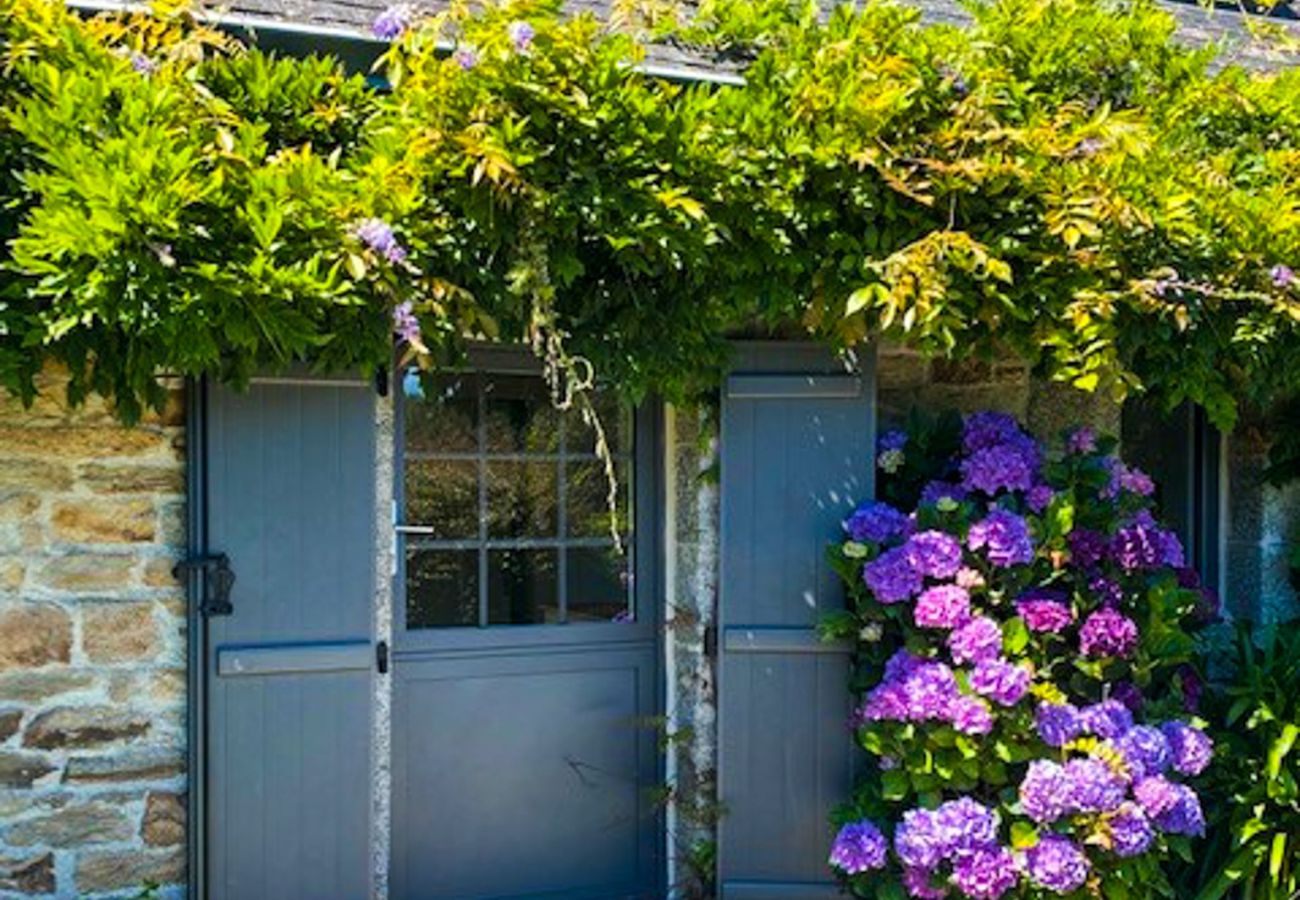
(174, 553, 236, 618)
(376, 640, 389, 674)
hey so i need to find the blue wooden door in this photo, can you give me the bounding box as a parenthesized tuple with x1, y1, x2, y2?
(390, 358, 663, 900)
(717, 343, 874, 899)
(204, 376, 376, 900)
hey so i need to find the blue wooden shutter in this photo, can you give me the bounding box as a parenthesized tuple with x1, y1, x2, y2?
(717, 343, 874, 899)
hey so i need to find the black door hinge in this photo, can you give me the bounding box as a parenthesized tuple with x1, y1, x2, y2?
(703, 623, 718, 659)
(376, 640, 389, 674)
(174, 553, 235, 618)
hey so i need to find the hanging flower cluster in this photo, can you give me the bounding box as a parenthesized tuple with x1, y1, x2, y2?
(824, 412, 1217, 898)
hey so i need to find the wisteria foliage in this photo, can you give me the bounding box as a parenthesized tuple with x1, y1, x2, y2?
(822, 412, 1218, 898)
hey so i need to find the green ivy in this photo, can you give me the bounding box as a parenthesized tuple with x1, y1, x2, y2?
(4, 0, 1300, 428)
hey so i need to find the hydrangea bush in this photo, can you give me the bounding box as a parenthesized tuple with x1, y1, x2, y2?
(822, 411, 1219, 899)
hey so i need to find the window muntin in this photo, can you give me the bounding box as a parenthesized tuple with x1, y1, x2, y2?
(399, 369, 634, 628)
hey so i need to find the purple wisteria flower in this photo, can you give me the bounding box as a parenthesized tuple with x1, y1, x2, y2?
(1079, 608, 1139, 658)
(1036, 702, 1082, 748)
(1161, 721, 1213, 777)
(1019, 759, 1073, 823)
(454, 45, 479, 70)
(843, 500, 912, 544)
(1027, 483, 1055, 513)
(1064, 757, 1126, 813)
(1271, 263, 1295, 288)
(1025, 834, 1090, 894)
(920, 480, 968, 506)
(967, 509, 1034, 567)
(951, 846, 1019, 899)
(1067, 528, 1108, 568)
(507, 19, 535, 51)
(948, 616, 1003, 665)
(130, 51, 157, 74)
(863, 546, 923, 604)
(1118, 726, 1171, 780)
(903, 867, 947, 899)
(353, 218, 408, 264)
(905, 530, 964, 579)
(1065, 427, 1097, 454)
(914, 584, 972, 629)
(961, 443, 1037, 495)
(969, 658, 1031, 706)
(1016, 591, 1074, 634)
(372, 3, 413, 40)
(828, 820, 888, 874)
(951, 696, 995, 735)
(1080, 700, 1134, 739)
(392, 301, 420, 344)
(1107, 802, 1155, 857)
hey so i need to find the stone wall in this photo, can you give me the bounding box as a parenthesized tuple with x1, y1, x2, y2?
(0, 367, 187, 899)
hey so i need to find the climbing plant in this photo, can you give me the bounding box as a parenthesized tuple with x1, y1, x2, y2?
(3, 0, 1300, 427)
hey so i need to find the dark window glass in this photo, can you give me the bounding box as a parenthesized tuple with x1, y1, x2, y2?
(487, 548, 559, 625)
(483, 375, 560, 454)
(404, 373, 478, 453)
(567, 545, 632, 623)
(406, 549, 479, 628)
(567, 460, 630, 538)
(404, 459, 479, 537)
(486, 461, 559, 538)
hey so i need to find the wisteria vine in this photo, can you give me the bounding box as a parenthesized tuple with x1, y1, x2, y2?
(821, 412, 1218, 898)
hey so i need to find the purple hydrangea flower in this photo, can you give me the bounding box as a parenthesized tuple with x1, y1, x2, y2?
(828, 820, 888, 874)
(878, 429, 908, 473)
(969, 658, 1032, 707)
(885, 648, 925, 682)
(1025, 834, 1090, 894)
(1154, 783, 1206, 836)
(914, 584, 972, 629)
(1119, 727, 1172, 780)
(1027, 483, 1055, 513)
(956, 567, 985, 589)
(863, 546, 923, 604)
(1080, 700, 1134, 739)
(948, 616, 1003, 665)
(372, 3, 413, 40)
(894, 807, 947, 869)
(879, 429, 908, 452)
(1065, 757, 1126, 813)
(905, 530, 965, 579)
(1067, 528, 1108, 568)
(951, 846, 1019, 899)
(937, 797, 1001, 851)
(1112, 681, 1144, 713)
(903, 867, 947, 899)
(1271, 264, 1295, 288)
(1107, 802, 1155, 857)
(1161, 721, 1213, 777)
(1036, 702, 1082, 748)
(1089, 575, 1123, 608)
(904, 663, 962, 721)
(1016, 591, 1074, 634)
(454, 45, 479, 70)
(920, 480, 968, 506)
(1104, 459, 1156, 498)
(1019, 759, 1073, 823)
(1066, 427, 1097, 454)
(961, 444, 1037, 495)
(1133, 775, 1179, 818)
(353, 218, 408, 264)
(507, 19, 535, 51)
(392, 301, 421, 344)
(1078, 608, 1139, 658)
(843, 501, 912, 544)
(951, 696, 995, 735)
(967, 509, 1035, 568)
(963, 412, 1026, 452)
(1111, 511, 1184, 571)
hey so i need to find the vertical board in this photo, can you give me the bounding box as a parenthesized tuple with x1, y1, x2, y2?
(206, 378, 375, 900)
(718, 344, 874, 899)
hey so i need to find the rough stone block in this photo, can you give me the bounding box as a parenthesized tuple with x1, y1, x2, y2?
(78, 463, 184, 496)
(141, 791, 186, 847)
(0, 670, 96, 703)
(0, 425, 171, 461)
(81, 603, 159, 663)
(22, 706, 151, 750)
(0, 459, 74, 492)
(4, 799, 134, 847)
(0, 852, 54, 894)
(0, 604, 72, 671)
(75, 848, 185, 894)
(0, 709, 21, 743)
(0, 559, 25, 593)
(0, 752, 55, 788)
(35, 554, 136, 593)
(51, 499, 156, 544)
(141, 557, 181, 588)
(0, 494, 40, 525)
(63, 747, 183, 784)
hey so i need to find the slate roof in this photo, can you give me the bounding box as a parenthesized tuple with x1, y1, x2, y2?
(135, 0, 1300, 74)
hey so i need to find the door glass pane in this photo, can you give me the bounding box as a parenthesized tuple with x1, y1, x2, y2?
(406, 548, 479, 628)
(405, 373, 478, 453)
(567, 461, 630, 538)
(567, 545, 633, 623)
(404, 459, 478, 537)
(483, 375, 560, 454)
(486, 461, 558, 538)
(487, 548, 559, 624)
(569, 391, 632, 457)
